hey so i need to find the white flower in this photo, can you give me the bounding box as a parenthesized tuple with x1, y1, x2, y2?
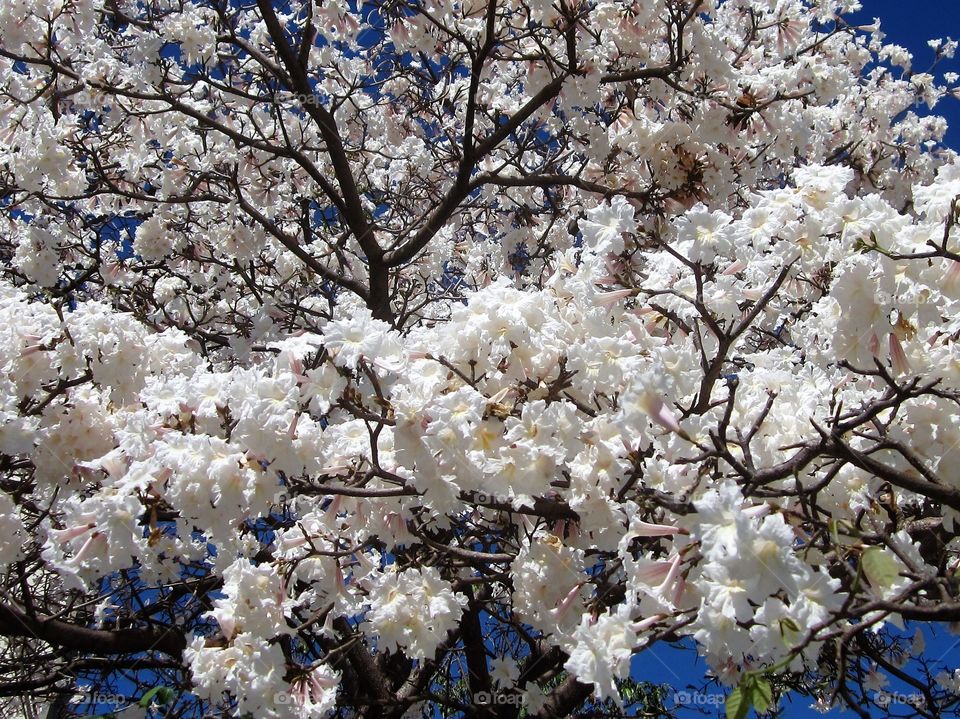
(490, 656, 520, 688)
(363, 566, 466, 659)
(0, 491, 25, 564)
(580, 196, 635, 255)
(511, 533, 589, 635)
(288, 664, 340, 718)
(913, 161, 960, 223)
(937, 669, 960, 694)
(675, 205, 735, 264)
(690, 482, 768, 562)
(207, 561, 289, 642)
(185, 632, 290, 718)
(323, 309, 393, 369)
(562, 605, 639, 704)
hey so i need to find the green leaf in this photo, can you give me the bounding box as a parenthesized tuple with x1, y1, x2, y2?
(779, 617, 800, 632)
(726, 684, 750, 719)
(752, 678, 773, 714)
(139, 685, 173, 707)
(778, 617, 801, 646)
(861, 546, 902, 591)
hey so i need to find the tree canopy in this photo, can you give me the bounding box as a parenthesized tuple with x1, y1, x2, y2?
(1, 0, 960, 717)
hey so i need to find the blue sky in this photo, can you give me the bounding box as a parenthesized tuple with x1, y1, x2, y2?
(852, 0, 960, 149)
(630, 622, 960, 718)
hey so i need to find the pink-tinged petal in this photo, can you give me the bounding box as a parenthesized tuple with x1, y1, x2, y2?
(487, 386, 515, 405)
(317, 464, 350, 476)
(373, 356, 405, 372)
(671, 575, 687, 608)
(106, 263, 123, 283)
(647, 396, 682, 433)
(868, 330, 881, 358)
(659, 553, 683, 593)
(632, 560, 672, 586)
(741, 503, 771, 520)
(100, 455, 127, 478)
(391, 20, 409, 43)
(553, 581, 586, 619)
(324, 496, 343, 517)
(611, 109, 633, 134)
(51, 523, 96, 544)
(943, 260, 960, 289)
(309, 667, 339, 692)
(69, 531, 107, 564)
(386, 511, 406, 537)
(153, 467, 174, 483)
(594, 288, 635, 307)
(292, 680, 308, 708)
(722, 259, 748, 275)
(889, 333, 911, 375)
(630, 519, 680, 537)
(630, 614, 666, 633)
(280, 533, 311, 550)
(335, 562, 349, 597)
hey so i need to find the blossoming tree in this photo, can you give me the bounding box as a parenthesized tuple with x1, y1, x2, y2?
(2, 0, 960, 717)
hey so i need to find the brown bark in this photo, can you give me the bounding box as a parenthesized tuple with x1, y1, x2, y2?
(0, 602, 185, 658)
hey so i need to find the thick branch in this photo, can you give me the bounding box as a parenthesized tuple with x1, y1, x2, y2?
(255, 0, 392, 320)
(332, 617, 393, 713)
(533, 675, 594, 719)
(0, 603, 185, 658)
